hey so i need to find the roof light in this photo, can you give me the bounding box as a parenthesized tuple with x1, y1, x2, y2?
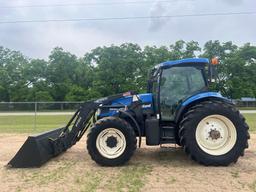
(211, 57, 219, 65)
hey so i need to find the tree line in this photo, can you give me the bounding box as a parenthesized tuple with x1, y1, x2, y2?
(0, 40, 255, 102)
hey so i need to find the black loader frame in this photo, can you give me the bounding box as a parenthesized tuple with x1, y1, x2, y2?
(8, 92, 142, 168)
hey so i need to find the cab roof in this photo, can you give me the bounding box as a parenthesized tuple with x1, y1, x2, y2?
(157, 58, 209, 69)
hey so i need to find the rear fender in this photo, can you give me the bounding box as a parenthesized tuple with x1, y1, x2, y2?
(175, 92, 231, 123)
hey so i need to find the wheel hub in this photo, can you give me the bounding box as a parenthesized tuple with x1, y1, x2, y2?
(106, 136, 118, 148)
(209, 129, 221, 140)
(96, 128, 126, 159)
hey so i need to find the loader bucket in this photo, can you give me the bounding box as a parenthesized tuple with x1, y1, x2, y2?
(8, 127, 65, 168)
(7, 101, 100, 168)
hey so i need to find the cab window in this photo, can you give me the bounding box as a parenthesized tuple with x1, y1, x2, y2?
(160, 66, 206, 121)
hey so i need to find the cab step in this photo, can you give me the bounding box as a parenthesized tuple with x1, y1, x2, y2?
(160, 126, 176, 143)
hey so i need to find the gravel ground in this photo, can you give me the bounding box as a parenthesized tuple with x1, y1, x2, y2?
(0, 134, 256, 192)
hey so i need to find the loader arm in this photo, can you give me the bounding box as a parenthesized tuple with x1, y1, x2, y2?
(50, 101, 100, 156)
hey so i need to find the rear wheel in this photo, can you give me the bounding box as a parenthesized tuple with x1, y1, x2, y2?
(87, 117, 137, 166)
(195, 114, 237, 156)
(179, 100, 249, 166)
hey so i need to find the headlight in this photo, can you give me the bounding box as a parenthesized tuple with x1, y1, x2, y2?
(95, 108, 101, 116)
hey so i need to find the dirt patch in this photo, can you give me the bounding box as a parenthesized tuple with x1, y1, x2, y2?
(0, 134, 255, 192)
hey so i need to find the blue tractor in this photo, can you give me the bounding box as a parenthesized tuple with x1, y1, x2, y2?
(9, 58, 249, 168)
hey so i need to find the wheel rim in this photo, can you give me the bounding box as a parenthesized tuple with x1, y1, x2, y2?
(195, 115, 237, 156)
(96, 128, 126, 159)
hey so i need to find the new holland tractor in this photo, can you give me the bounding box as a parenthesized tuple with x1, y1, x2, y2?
(8, 58, 250, 168)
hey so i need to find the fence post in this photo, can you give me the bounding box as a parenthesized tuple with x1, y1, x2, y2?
(34, 102, 37, 131)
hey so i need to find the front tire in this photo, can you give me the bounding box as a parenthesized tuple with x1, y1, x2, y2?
(179, 100, 249, 166)
(87, 117, 137, 166)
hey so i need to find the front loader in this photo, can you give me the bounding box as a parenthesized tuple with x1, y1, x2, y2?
(8, 58, 250, 168)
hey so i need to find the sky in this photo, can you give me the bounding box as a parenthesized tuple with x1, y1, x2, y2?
(0, 0, 255, 59)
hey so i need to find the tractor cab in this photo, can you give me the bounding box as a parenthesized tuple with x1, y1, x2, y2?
(148, 58, 209, 122)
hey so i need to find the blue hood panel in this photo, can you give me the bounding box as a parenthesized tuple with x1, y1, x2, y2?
(112, 93, 153, 106)
(99, 93, 153, 117)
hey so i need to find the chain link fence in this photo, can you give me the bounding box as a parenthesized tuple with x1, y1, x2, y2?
(0, 102, 83, 133)
(233, 100, 256, 108)
(0, 101, 255, 133)
(0, 101, 84, 112)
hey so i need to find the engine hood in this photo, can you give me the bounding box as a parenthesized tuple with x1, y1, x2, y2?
(111, 93, 153, 107)
(98, 93, 153, 117)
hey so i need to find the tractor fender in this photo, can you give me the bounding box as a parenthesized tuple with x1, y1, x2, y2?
(175, 92, 232, 123)
(116, 110, 142, 147)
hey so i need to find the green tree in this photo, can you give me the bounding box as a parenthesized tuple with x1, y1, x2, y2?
(0, 46, 29, 101)
(224, 43, 256, 98)
(0, 41, 255, 102)
(47, 47, 79, 101)
(22, 59, 53, 101)
(86, 43, 145, 96)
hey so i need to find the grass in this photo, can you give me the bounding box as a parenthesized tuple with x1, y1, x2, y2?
(25, 161, 73, 185)
(2, 161, 152, 192)
(0, 113, 255, 133)
(249, 180, 256, 192)
(72, 163, 152, 192)
(243, 113, 256, 132)
(0, 115, 72, 133)
(75, 171, 102, 192)
(113, 163, 152, 192)
(230, 170, 240, 178)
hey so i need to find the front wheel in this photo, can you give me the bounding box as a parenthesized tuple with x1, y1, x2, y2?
(87, 117, 137, 166)
(179, 100, 249, 166)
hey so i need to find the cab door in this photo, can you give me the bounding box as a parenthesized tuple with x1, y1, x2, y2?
(159, 66, 206, 121)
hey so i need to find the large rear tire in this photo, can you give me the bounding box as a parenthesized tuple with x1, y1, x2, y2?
(179, 100, 249, 166)
(87, 117, 137, 166)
